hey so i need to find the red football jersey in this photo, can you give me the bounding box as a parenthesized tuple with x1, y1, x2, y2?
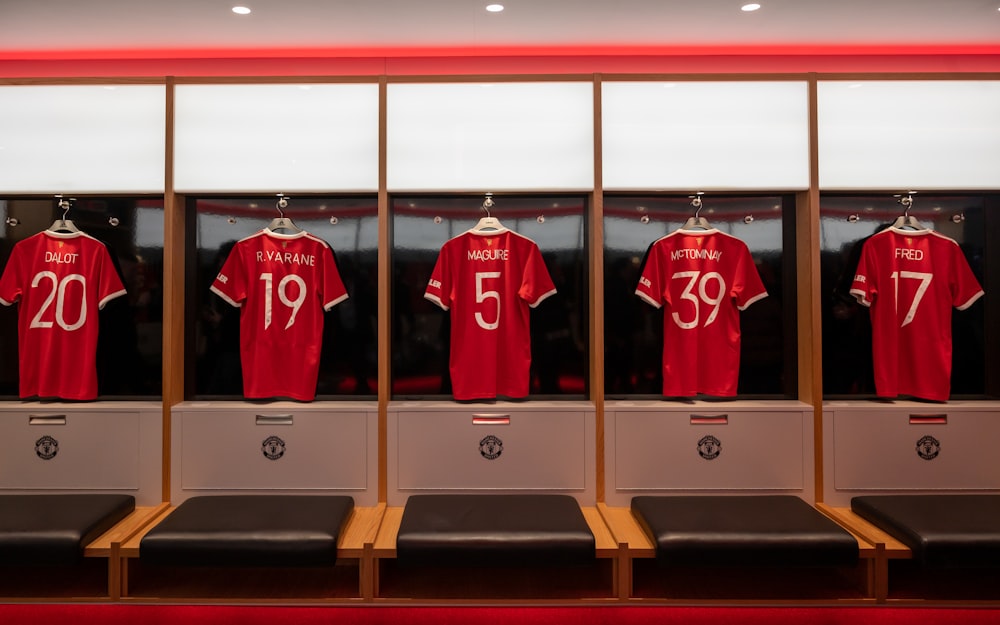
(424, 228, 557, 400)
(636, 229, 768, 397)
(210, 229, 349, 401)
(850, 227, 983, 401)
(0, 231, 126, 400)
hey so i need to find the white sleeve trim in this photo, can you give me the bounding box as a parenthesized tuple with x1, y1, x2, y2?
(323, 292, 350, 311)
(849, 287, 872, 308)
(529, 288, 557, 309)
(957, 289, 985, 311)
(635, 290, 662, 309)
(737, 290, 768, 311)
(210, 285, 242, 308)
(0, 296, 14, 306)
(424, 292, 448, 311)
(98, 288, 127, 310)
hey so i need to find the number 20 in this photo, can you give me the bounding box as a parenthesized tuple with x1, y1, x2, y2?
(30, 271, 87, 332)
(671, 271, 726, 330)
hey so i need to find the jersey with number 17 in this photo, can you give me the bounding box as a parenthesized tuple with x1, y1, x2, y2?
(210, 229, 348, 401)
(850, 227, 983, 402)
(636, 229, 768, 397)
(424, 228, 556, 401)
(0, 230, 126, 400)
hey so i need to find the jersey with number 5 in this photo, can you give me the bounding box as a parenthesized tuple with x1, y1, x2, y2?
(0, 231, 126, 400)
(424, 228, 556, 400)
(850, 227, 983, 401)
(210, 229, 348, 401)
(636, 229, 768, 397)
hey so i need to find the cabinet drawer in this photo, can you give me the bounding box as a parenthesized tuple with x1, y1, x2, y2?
(0, 411, 139, 490)
(612, 410, 805, 492)
(392, 409, 589, 492)
(177, 410, 369, 492)
(832, 410, 1000, 491)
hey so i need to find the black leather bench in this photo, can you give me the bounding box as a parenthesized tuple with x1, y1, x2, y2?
(631, 495, 859, 567)
(395, 494, 596, 566)
(852, 495, 1000, 568)
(0, 494, 135, 566)
(139, 495, 354, 567)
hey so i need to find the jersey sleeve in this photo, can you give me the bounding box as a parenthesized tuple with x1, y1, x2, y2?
(951, 243, 984, 311)
(210, 243, 248, 308)
(635, 240, 664, 309)
(733, 244, 768, 311)
(0, 245, 24, 306)
(96, 244, 127, 310)
(520, 243, 557, 308)
(321, 246, 350, 311)
(424, 242, 451, 311)
(849, 240, 877, 308)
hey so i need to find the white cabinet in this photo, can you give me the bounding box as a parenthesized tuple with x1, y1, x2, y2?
(387, 401, 595, 505)
(172, 402, 377, 505)
(0, 402, 161, 506)
(823, 401, 1000, 506)
(605, 401, 814, 507)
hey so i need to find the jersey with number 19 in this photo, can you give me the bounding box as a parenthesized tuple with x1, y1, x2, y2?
(210, 229, 348, 401)
(636, 229, 768, 397)
(850, 227, 983, 401)
(0, 230, 126, 400)
(424, 228, 556, 401)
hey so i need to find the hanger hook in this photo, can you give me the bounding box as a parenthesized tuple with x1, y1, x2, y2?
(690, 192, 704, 218)
(56, 195, 73, 221)
(897, 192, 915, 216)
(482, 193, 494, 218)
(276, 193, 289, 218)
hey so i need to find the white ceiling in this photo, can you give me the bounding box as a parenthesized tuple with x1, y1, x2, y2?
(0, 0, 998, 57)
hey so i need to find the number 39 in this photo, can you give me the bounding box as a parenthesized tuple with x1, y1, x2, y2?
(671, 270, 726, 330)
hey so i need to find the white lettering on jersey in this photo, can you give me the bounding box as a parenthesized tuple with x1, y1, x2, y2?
(216, 273, 229, 284)
(467, 249, 510, 262)
(670, 248, 722, 262)
(639, 276, 652, 288)
(428, 278, 441, 289)
(853, 274, 866, 284)
(894, 248, 924, 261)
(44, 251, 80, 264)
(255, 250, 317, 266)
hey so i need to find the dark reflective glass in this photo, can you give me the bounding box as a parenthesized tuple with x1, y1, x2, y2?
(603, 195, 795, 399)
(819, 194, 991, 399)
(190, 197, 378, 400)
(0, 197, 164, 399)
(391, 195, 589, 399)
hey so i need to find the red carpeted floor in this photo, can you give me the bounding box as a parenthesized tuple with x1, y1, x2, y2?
(2, 605, 1000, 625)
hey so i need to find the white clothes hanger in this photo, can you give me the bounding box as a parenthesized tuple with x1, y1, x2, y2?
(47, 196, 81, 234)
(681, 194, 712, 231)
(267, 194, 302, 233)
(471, 193, 504, 232)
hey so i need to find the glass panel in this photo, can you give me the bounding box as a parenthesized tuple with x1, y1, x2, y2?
(603, 195, 794, 398)
(0, 197, 164, 398)
(820, 194, 988, 398)
(391, 195, 588, 399)
(191, 196, 378, 399)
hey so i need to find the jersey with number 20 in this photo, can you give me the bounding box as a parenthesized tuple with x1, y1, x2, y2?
(210, 229, 348, 401)
(850, 227, 983, 401)
(636, 229, 768, 397)
(0, 230, 126, 400)
(424, 228, 556, 401)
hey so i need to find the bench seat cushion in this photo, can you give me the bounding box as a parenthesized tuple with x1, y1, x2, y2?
(632, 495, 858, 567)
(396, 494, 595, 566)
(852, 495, 1000, 568)
(0, 494, 135, 565)
(140, 495, 354, 567)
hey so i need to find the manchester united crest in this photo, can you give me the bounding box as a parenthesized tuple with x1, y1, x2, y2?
(262, 435, 286, 461)
(916, 435, 940, 461)
(479, 435, 503, 460)
(697, 435, 721, 460)
(35, 435, 59, 460)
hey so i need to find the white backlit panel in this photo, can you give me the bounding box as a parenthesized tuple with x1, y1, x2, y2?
(0, 85, 165, 193)
(819, 81, 1000, 190)
(174, 84, 379, 192)
(387, 82, 594, 191)
(602, 81, 810, 191)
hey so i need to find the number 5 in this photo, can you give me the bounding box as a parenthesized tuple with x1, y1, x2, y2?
(475, 271, 501, 331)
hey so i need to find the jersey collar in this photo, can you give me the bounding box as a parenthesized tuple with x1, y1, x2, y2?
(263, 227, 308, 239)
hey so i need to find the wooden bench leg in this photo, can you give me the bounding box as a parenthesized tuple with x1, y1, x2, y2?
(874, 543, 888, 603)
(616, 543, 631, 600)
(107, 544, 121, 601)
(360, 543, 374, 601)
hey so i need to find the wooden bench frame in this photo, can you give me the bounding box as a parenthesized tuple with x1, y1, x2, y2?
(116, 503, 385, 601)
(371, 505, 620, 600)
(598, 503, 881, 601)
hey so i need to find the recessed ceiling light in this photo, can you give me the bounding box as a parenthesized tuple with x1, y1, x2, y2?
(486, 4, 504, 12)
(741, 3, 761, 11)
(232, 6, 252, 15)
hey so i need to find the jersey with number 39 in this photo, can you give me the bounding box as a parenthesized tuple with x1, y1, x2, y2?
(636, 229, 768, 397)
(210, 229, 348, 401)
(850, 227, 983, 401)
(424, 228, 556, 401)
(0, 231, 126, 400)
